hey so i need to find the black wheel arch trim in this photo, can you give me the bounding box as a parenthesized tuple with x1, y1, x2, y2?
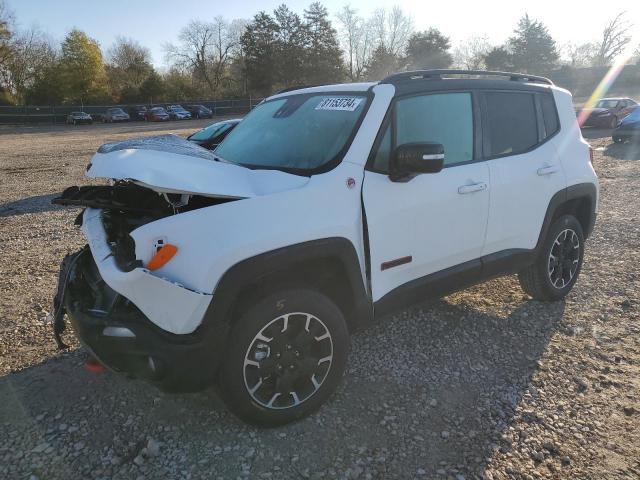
(535, 182, 597, 251)
(199, 237, 373, 336)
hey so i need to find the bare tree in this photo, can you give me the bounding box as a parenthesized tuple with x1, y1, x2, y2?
(592, 12, 632, 66)
(164, 17, 244, 95)
(371, 6, 413, 57)
(3, 27, 56, 103)
(453, 35, 491, 70)
(561, 42, 597, 68)
(336, 5, 373, 80)
(108, 37, 152, 83)
(0, 0, 14, 77)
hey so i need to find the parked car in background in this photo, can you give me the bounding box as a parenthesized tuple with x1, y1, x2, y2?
(187, 119, 241, 149)
(612, 107, 640, 143)
(166, 105, 192, 120)
(185, 104, 213, 119)
(579, 97, 638, 129)
(103, 107, 130, 123)
(129, 105, 147, 121)
(65, 111, 93, 125)
(145, 107, 170, 122)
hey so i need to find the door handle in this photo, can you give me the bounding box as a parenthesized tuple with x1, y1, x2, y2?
(457, 182, 487, 194)
(537, 165, 559, 176)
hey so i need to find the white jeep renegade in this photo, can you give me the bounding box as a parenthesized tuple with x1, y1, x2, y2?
(53, 70, 598, 426)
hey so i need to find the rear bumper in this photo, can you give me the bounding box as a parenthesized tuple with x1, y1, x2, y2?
(64, 248, 228, 392)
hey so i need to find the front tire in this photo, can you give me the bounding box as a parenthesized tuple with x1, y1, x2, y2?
(519, 215, 585, 301)
(219, 289, 350, 427)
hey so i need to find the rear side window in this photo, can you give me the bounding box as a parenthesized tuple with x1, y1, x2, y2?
(540, 94, 560, 138)
(484, 92, 538, 157)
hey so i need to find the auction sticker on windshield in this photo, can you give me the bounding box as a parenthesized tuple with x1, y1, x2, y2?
(315, 97, 363, 112)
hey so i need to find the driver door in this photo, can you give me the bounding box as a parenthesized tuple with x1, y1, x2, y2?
(362, 91, 490, 303)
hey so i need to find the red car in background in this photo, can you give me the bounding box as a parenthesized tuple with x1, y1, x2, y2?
(145, 106, 170, 122)
(579, 97, 638, 129)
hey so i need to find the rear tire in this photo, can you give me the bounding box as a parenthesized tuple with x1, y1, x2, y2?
(519, 215, 585, 301)
(219, 288, 350, 427)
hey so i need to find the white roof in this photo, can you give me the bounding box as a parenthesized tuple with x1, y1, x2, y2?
(268, 82, 377, 101)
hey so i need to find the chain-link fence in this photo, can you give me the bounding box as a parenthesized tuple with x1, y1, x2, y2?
(0, 97, 264, 124)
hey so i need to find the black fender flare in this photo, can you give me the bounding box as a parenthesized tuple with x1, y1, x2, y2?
(535, 182, 597, 254)
(197, 237, 373, 337)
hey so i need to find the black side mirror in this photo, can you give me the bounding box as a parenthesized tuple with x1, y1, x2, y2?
(389, 142, 445, 182)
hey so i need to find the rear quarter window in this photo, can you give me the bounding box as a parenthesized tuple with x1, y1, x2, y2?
(540, 93, 560, 138)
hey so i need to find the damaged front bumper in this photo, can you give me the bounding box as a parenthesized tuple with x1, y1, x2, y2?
(82, 208, 211, 335)
(56, 247, 228, 392)
(52, 208, 228, 392)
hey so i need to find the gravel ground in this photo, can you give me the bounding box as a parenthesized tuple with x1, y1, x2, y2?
(0, 122, 639, 480)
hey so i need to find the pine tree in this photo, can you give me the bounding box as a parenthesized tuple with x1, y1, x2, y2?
(273, 4, 306, 87)
(508, 14, 558, 74)
(484, 46, 514, 71)
(365, 45, 399, 81)
(139, 69, 164, 103)
(303, 2, 344, 85)
(405, 28, 452, 70)
(241, 12, 279, 95)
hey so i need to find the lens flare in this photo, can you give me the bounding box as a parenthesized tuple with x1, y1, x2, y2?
(577, 52, 635, 127)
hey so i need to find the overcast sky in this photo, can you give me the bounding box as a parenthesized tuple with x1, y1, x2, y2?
(7, 0, 640, 67)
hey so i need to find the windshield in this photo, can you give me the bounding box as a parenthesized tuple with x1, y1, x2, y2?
(190, 122, 235, 141)
(596, 100, 619, 108)
(151, 107, 165, 113)
(109, 108, 125, 114)
(216, 93, 368, 172)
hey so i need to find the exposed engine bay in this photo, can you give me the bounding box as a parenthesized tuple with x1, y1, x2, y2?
(53, 181, 237, 271)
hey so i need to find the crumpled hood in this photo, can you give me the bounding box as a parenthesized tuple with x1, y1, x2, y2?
(87, 134, 309, 198)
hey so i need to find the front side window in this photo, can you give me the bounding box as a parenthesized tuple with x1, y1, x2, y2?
(370, 92, 474, 172)
(396, 93, 473, 166)
(596, 99, 618, 109)
(484, 92, 537, 157)
(216, 93, 368, 173)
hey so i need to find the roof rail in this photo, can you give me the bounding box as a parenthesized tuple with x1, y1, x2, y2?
(381, 69, 553, 86)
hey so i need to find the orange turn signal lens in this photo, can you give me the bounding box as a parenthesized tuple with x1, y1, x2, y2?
(147, 244, 178, 271)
